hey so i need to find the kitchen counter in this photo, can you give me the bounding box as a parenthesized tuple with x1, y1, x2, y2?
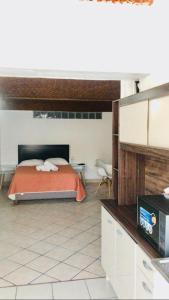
(101, 199, 160, 258)
(152, 258, 169, 284)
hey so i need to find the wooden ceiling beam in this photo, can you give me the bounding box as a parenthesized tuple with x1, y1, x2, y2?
(0, 77, 120, 102)
(0, 98, 112, 112)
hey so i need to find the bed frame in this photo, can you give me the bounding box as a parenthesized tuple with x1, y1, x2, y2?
(18, 144, 69, 164)
(11, 144, 75, 204)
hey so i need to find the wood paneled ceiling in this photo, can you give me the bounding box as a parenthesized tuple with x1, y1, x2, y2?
(0, 77, 120, 112)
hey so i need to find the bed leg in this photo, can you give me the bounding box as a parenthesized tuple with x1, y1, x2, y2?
(11, 200, 18, 205)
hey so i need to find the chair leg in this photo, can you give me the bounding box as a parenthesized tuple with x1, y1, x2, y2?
(95, 177, 104, 195)
(108, 178, 111, 198)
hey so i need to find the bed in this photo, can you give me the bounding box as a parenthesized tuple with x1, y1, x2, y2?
(8, 144, 86, 204)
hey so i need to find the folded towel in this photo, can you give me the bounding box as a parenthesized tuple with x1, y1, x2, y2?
(36, 161, 58, 172)
(164, 187, 169, 194)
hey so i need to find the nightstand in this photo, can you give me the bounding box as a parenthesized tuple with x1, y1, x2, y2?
(71, 163, 86, 186)
(0, 165, 16, 190)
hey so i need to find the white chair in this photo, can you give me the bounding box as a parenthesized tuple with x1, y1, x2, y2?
(95, 159, 112, 198)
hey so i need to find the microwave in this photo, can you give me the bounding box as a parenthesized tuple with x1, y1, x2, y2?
(137, 195, 169, 257)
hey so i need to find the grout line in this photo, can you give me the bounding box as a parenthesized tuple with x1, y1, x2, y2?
(51, 282, 54, 300)
(15, 285, 17, 300)
(84, 279, 92, 300)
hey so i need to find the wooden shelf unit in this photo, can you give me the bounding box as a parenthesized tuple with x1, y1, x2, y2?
(114, 81, 169, 206)
(112, 100, 119, 202)
(119, 82, 169, 107)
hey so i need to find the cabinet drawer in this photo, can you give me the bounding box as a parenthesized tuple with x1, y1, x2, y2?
(101, 207, 115, 227)
(136, 267, 153, 299)
(137, 246, 154, 283)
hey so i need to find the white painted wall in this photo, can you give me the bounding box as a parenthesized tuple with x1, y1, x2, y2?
(0, 111, 112, 179)
(0, 0, 168, 74)
(140, 74, 169, 91)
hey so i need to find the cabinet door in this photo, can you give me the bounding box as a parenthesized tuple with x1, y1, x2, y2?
(136, 267, 153, 299)
(149, 96, 169, 148)
(120, 101, 148, 145)
(114, 223, 136, 299)
(154, 270, 169, 299)
(101, 207, 116, 279)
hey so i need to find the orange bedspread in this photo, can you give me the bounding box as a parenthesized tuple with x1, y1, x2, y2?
(8, 165, 86, 202)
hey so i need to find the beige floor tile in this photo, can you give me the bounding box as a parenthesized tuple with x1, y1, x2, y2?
(91, 238, 101, 248)
(0, 259, 21, 277)
(28, 241, 56, 255)
(72, 270, 99, 280)
(16, 283, 53, 299)
(8, 236, 37, 248)
(72, 221, 94, 231)
(85, 278, 117, 299)
(52, 280, 90, 299)
(0, 242, 21, 259)
(28, 230, 54, 240)
(27, 255, 59, 273)
(4, 266, 41, 285)
(9, 249, 40, 265)
(45, 246, 75, 261)
(62, 238, 90, 252)
(75, 232, 98, 243)
(86, 225, 101, 236)
(46, 262, 80, 281)
(0, 287, 16, 300)
(85, 259, 105, 277)
(0, 183, 102, 286)
(65, 253, 96, 269)
(80, 244, 101, 258)
(59, 228, 82, 238)
(44, 234, 69, 246)
(0, 279, 14, 288)
(31, 274, 58, 284)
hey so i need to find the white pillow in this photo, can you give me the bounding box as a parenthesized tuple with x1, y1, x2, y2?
(18, 159, 44, 167)
(45, 157, 68, 165)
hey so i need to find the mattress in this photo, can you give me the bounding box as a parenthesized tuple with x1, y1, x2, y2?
(8, 165, 86, 202)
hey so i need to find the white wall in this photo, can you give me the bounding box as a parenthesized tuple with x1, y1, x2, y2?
(0, 111, 112, 179)
(0, 0, 167, 74)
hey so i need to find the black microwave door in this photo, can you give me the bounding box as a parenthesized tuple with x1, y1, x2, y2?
(138, 200, 159, 249)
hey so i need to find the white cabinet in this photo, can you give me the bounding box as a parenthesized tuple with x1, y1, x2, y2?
(120, 101, 148, 145)
(101, 207, 136, 299)
(136, 267, 153, 299)
(149, 96, 169, 148)
(154, 269, 169, 299)
(114, 223, 136, 299)
(101, 207, 116, 280)
(101, 207, 169, 300)
(137, 246, 155, 283)
(136, 246, 154, 299)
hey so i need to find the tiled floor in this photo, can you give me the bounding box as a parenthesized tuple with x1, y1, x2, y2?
(0, 183, 108, 288)
(0, 278, 117, 299)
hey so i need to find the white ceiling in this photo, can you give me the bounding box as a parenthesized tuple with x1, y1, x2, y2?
(0, 68, 148, 80)
(0, 0, 168, 77)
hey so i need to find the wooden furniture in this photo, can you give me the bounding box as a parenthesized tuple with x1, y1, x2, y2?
(0, 77, 120, 112)
(101, 203, 169, 299)
(18, 144, 69, 164)
(119, 101, 148, 145)
(103, 81, 169, 299)
(112, 81, 169, 206)
(9, 144, 87, 203)
(0, 165, 16, 190)
(112, 100, 119, 202)
(119, 82, 169, 107)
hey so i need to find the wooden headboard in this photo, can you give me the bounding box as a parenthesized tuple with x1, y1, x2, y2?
(18, 145, 69, 164)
